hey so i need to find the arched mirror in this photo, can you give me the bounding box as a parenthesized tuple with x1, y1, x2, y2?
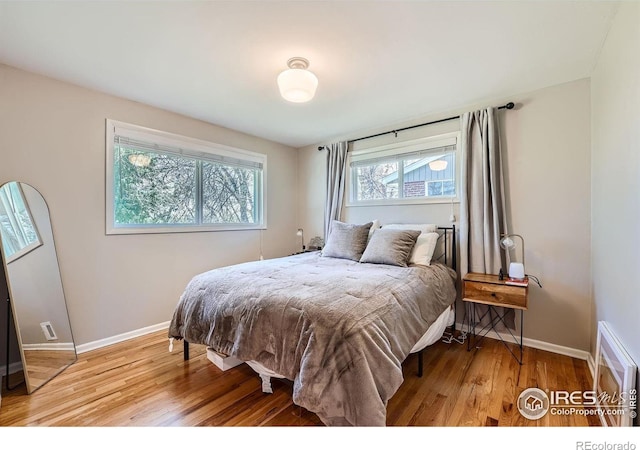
(0, 182, 76, 394)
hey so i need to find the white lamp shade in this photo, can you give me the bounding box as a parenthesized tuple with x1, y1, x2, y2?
(509, 262, 525, 280)
(277, 68, 318, 103)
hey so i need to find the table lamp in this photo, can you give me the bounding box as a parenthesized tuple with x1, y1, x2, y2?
(500, 233, 525, 280)
(296, 228, 305, 252)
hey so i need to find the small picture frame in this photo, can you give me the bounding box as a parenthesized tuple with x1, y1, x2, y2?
(593, 321, 637, 426)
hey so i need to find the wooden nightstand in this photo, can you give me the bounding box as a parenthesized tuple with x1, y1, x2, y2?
(462, 273, 529, 364)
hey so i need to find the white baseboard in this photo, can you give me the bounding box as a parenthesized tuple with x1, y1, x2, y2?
(22, 342, 76, 352)
(74, 320, 592, 366)
(75, 321, 170, 354)
(454, 322, 591, 361)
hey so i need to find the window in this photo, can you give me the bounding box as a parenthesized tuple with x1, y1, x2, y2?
(348, 132, 459, 205)
(106, 120, 266, 234)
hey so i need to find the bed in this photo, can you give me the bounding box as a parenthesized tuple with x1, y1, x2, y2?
(168, 224, 457, 426)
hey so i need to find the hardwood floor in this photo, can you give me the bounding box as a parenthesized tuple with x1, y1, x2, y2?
(21, 349, 77, 390)
(0, 329, 599, 427)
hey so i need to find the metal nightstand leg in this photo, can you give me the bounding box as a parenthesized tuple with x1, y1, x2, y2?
(466, 304, 524, 365)
(519, 309, 523, 364)
(466, 303, 474, 352)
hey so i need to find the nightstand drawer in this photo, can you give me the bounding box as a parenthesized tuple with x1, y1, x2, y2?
(463, 280, 528, 309)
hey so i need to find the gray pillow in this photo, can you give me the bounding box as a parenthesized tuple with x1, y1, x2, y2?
(322, 220, 373, 261)
(359, 228, 421, 267)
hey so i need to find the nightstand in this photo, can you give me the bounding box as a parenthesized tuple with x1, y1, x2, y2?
(462, 272, 528, 364)
(290, 249, 318, 256)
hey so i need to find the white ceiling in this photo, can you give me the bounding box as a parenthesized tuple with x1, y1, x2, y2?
(0, 1, 619, 148)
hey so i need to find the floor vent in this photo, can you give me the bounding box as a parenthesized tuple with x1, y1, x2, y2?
(40, 321, 58, 341)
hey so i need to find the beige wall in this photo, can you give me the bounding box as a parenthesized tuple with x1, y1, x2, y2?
(298, 78, 592, 351)
(0, 64, 298, 346)
(591, 2, 639, 377)
(503, 80, 591, 351)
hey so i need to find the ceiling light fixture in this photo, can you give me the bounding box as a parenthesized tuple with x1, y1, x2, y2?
(277, 57, 318, 103)
(428, 159, 448, 171)
(128, 154, 151, 167)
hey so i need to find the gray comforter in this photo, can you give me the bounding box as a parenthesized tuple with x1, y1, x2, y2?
(168, 251, 456, 426)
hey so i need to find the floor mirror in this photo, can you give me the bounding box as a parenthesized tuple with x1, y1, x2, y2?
(0, 181, 76, 394)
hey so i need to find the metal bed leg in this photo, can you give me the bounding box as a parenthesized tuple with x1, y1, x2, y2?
(183, 340, 189, 361)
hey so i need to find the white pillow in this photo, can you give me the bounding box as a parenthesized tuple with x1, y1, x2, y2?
(410, 232, 440, 266)
(383, 223, 437, 233)
(368, 219, 381, 242)
(382, 224, 439, 265)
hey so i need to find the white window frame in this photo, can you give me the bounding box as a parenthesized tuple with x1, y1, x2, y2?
(105, 119, 267, 235)
(346, 131, 461, 207)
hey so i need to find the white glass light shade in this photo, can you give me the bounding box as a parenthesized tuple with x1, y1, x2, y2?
(128, 154, 151, 167)
(277, 58, 318, 103)
(500, 236, 515, 250)
(428, 159, 448, 171)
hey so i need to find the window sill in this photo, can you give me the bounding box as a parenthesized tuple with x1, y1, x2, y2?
(346, 197, 459, 208)
(106, 224, 267, 235)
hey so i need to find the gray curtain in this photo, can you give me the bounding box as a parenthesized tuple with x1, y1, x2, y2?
(459, 107, 514, 329)
(324, 141, 349, 240)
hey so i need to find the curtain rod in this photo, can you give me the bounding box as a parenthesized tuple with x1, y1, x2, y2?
(318, 102, 515, 151)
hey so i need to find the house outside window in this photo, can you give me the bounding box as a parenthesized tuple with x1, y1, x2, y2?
(105, 120, 266, 234)
(348, 132, 459, 206)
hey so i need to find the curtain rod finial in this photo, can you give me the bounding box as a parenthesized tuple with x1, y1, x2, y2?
(318, 146, 324, 151)
(505, 102, 515, 109)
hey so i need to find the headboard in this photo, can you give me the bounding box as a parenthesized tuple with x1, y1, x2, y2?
(434, 225, 457, 272)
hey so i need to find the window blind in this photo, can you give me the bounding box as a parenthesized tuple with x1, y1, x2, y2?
(114, 135, 263, 170)
(350, 144, 456, 167)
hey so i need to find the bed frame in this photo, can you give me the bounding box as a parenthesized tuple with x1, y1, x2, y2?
(181, 225, 458, 379)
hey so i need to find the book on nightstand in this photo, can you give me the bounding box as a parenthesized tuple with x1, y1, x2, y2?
(505, 277, 529, 287)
